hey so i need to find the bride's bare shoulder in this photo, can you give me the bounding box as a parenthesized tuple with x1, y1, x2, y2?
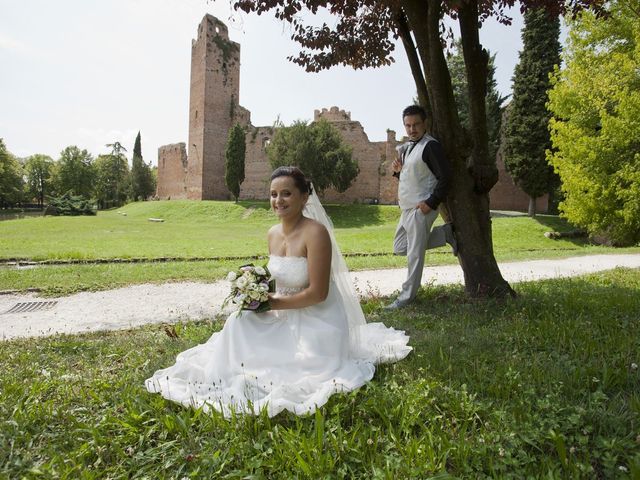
(302, 217, 329, 235)
(267, 224, 282, 242)
(302, 218, 330, 248)
(267, 224, 282, 235)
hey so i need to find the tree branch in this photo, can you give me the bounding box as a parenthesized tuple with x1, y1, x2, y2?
(394, 9, 433, 129)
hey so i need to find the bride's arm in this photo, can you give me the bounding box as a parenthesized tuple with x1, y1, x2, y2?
(268, 222, 331, 310)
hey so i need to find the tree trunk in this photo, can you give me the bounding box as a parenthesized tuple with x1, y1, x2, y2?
(458, 0, 497, 195)
(401, 0, 514, 297)
(528, 196, 536, 217)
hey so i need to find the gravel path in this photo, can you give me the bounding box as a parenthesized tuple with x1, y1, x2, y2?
(1, 254, 639, 341)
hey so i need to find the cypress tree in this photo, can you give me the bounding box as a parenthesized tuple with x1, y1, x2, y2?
(130, 131, 155, 201)
(504, 8, 561, 216)
(133, 131, 142, 160)
(225, 124, 246, 202)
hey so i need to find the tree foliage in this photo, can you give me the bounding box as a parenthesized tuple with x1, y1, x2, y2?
(24, 154, 54, 208)
(503, 8, 561, 215)
(94, 152, 130, 209)
(266, 119, 358, 194)
(548, 0, 640, 245)
(54, 146, 95, 199)
(130, 132, 156, 201)
(0, 139, 25, 208)
(224, 123, 246, 202)
(45, 191, 96, 216)
(0, 141, 24, 207)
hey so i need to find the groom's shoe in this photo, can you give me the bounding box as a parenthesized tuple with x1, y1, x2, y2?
(444, 223, 459, 256)
(383, 299, 410, 310)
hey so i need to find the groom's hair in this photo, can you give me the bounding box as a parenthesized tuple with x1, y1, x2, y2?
(402, 105, 427, 121)
(270, 166, 313, 194)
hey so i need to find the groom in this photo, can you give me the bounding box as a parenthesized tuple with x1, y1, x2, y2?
(384, 105, 457, 310)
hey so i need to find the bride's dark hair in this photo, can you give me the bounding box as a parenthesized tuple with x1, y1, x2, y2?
(270, 166, 313, 195)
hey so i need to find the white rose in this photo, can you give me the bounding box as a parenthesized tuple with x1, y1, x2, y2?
(226, 271, 238, 282)
(249, 290, 260, 300)
(254, 266, 266, 276)
(236, 276, 248, 289)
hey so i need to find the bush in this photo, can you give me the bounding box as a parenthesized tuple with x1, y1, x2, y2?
(44, 192, 97, 216)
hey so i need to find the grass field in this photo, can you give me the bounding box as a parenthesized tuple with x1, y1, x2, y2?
(2, 200, 638, 295)
(1, 268, 638, 478)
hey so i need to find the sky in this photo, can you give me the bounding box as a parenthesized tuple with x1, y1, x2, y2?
(1, 0, 528, 165)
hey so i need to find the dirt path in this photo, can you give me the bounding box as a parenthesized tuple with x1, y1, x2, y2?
(2, 254, 639, 340)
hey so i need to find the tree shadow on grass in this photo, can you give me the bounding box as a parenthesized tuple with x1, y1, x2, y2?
(393, 268, 640, 398)
(324, 205, 388, 228)
(532, 214, 592, 247)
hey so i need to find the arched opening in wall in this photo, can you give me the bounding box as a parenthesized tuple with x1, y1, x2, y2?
(195, 110, 198, 119)
(216, 26, 220, 34)
(262, 138, 271, 150)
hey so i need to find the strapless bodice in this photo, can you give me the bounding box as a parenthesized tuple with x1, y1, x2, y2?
(267, 256, 309, 294)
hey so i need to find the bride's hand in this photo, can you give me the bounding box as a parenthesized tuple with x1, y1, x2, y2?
(268, 292, 282, 310)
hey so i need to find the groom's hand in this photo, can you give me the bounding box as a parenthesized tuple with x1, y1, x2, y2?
(416, 201, 432, 214)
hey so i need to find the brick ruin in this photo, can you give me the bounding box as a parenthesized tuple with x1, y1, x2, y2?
(157, 14, 540, 212)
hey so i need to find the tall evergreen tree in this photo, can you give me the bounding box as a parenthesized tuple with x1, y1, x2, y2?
(133, 132, 142, 160)
(447, 40, 507, 165)
(504, 8, 561, 216)
(225, 124, 246, 202)
(130, 131, 155, 201)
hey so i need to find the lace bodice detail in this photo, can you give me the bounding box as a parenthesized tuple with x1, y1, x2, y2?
(267, 256, 309, 295)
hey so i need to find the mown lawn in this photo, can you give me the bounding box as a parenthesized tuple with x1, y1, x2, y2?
(1, 269, 638, 478)
(2, 200, 638, 295)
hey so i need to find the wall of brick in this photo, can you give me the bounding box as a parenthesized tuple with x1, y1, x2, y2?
(490, 154, 548, 212)
(188, 15, 241, 200)
(379, 129, 401, 205)
(239, 126, 273, 200)
(315, 107, 382, 204)
(157, 143, 188, 199)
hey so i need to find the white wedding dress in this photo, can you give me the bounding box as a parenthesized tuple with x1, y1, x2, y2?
(145, 255, 412, 417)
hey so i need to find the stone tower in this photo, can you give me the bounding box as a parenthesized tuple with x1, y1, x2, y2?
(187, 15, 245, 200)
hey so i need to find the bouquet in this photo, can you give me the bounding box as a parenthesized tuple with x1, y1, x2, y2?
(223, 263, 275, 313)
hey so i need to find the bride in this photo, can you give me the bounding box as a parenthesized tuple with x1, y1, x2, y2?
(145, 166, 412, 417)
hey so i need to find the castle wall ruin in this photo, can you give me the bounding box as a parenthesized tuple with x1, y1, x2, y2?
(157, 14, 539, 212)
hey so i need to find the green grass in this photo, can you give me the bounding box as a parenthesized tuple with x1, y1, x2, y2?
(2, 200, 639, 295)
(0, 201, 622, 261)
(1, 268, 638, 478)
